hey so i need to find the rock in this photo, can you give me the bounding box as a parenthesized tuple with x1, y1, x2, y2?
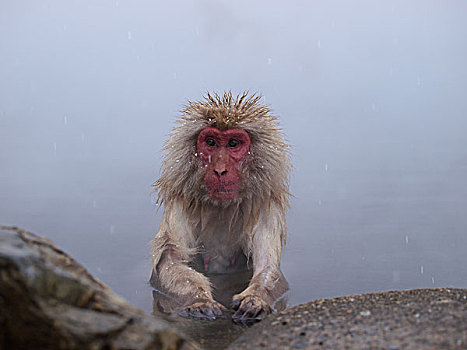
(0, 226, 198, 350)
(227, 288, 467, 349)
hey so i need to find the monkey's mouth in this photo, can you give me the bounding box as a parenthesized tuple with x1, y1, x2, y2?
(208, 189, 239, 201)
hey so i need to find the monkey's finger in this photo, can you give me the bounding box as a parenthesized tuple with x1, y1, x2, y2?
(231, 298, 241, 310)
(234, 301, 270, 321)
(232, 308, 265, 324)
(208, 301, 228, 318)
(191, 308, 218, 321)
(200, 305, 216, 317)
(237, 295, 265, 314)
(194, 312, 217, 321)
(232, 295, 273, 323)
(216, 302, 229, 312)
(177, 308, 191, 319)
(212, 306, 226, 317)
(237, 303, 263, 319)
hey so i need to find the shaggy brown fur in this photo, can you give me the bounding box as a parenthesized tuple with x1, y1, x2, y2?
(151, 92, 291, 322)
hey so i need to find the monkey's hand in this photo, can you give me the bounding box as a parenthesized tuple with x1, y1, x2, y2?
(178, 299, 227, 321)
(231, 292, 273, 324)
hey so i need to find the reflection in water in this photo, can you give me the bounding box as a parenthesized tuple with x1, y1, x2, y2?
(151, 271, 287, 349)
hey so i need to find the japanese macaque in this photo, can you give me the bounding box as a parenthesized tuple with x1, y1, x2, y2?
(151, 92, 291, 323)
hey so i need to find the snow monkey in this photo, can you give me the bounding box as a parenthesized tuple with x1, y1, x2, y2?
(151, 92, 291, 323)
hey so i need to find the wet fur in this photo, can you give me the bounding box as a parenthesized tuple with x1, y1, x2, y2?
(151, 92, 291, 322)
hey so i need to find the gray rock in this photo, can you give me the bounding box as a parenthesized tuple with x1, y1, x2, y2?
(0, 226, 198, 350)
(227, 288, 467, 349)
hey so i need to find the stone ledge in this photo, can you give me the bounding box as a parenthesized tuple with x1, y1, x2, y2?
(227, 288, 466, 349)
(0, 225, 198, 350)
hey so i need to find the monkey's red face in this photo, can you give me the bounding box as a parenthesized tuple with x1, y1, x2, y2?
(197, 127, 251, 201)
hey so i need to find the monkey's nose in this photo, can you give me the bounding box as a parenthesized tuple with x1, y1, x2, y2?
(214, 168, 227, 177)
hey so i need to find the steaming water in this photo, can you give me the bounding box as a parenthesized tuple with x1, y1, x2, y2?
(1, 0, 466, 348)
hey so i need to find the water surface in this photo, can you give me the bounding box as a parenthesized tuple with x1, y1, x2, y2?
(1, 0, 466, 347)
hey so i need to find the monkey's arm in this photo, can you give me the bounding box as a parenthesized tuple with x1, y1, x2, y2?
(151, 201, 225, 320)
(232, 201, 288, 322)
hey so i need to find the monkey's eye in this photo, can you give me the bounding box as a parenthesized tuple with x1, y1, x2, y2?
(206, 138, 216, 146)
(228, 139, 239, 147)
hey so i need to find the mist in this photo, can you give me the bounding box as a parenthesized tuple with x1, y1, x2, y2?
(1, 0, 466, 309)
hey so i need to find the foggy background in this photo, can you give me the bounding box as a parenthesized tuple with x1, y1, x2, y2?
(1, 0, 466, 311)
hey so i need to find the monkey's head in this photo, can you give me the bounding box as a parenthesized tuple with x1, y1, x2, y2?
(197, 127, 250, 201)
(155, 92, 290, 209)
